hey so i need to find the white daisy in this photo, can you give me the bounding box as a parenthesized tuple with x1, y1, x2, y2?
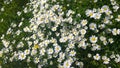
(101, 5, 109, 13)
(93, 54, 100, 60)
(86, 9, 95, 18)
(90, 35, 98, 43)
(108, 38, 114, 44)
(63, 60, 71, 68)
(18, 53, 26, 60)
(112, 28, 118, 35)
(68, 43, 75, 48)
(89, 23, 97, 30)
(47, 48, 54, 54)
(40, 48, 46, 55)
(102, 56, 110, 64)
(69, 50, 76, 56)
(94, 13, 101, 19)
(81, 19, 88, 26)
(34, 57, 40, 63)
(55, 45, 61, 53)
(24, 49, 30, 55)
(115, 15, 120, 22)
(80, 29, 86, 35)
(2, 39, 10, 48)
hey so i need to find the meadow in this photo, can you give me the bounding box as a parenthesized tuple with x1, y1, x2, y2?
(0, 0, 120, 68)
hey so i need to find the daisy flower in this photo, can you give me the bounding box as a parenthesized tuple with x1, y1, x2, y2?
(93, 53, 100, 60)
(81, 19, 88, 26)
(90, 35, 98, 43)
(63, 60, 72, 68)
(18, 53, 26, 60)
(89, 23, 97, 30)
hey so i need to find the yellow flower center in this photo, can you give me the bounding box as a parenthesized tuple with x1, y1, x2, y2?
(92, 37, 96, 41)
(90, 12, 93, 16)
(33, 44, 39, 49)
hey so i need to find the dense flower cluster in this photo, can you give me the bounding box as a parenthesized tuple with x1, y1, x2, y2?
(0, 0, 120, 68)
